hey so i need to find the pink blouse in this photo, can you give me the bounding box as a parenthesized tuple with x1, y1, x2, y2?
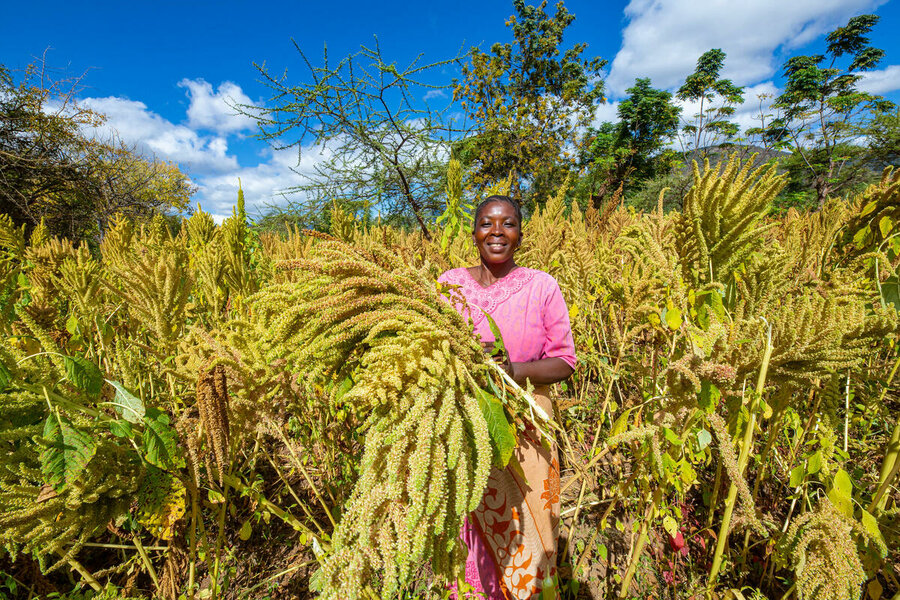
(438, 267, 576, 369)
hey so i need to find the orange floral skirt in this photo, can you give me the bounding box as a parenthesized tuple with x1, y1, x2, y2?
(460, 388, 559, 600)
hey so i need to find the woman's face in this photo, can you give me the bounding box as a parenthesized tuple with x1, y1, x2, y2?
(473, 201, 521, 264)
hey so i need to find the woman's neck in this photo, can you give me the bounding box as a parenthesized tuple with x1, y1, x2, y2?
(473, 259, 518, 287)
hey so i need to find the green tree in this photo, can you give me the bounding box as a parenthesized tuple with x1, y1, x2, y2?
(252, 40, 456, 239)
(578, 78, 680, 203)
(769, 14, 894, 204)
(0, 63, 193, 240)
(864, 107, 900, 167)
(676, 49, 745, 156)
(453, 0, 606, 205)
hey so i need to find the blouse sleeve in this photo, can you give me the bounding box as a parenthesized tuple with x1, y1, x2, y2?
(541, 275, 577, 369)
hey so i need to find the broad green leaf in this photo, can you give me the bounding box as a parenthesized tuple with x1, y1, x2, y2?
(882, 275, 900, 313)
(0, 359, 10, 391)
(807, 450, 823, 475)
(860, 509, 887, 559)
(106, 379, 145, 423)
(663, 427, 682, 445)
(860, 200, 878, 217)
(699, 381, 721, 413)
(479, 309, 507, 359)
(109, 420, 133, 438)
(142, 408, 184, 470)
(789, 465, 805, 487)
(662, 515, 678, 537)
(664, 307, 683, 330)
(475, 388, 517, 468)
(40, 412, 97, 492)
(827, 468, 853, 518)
(239, 520, 252, 541)
(697, 428, 712, 451)
(609, 408, 634, 439)
(65, 313, 79, 336)
(879, 215, 893, 238)
(598, 543, 608, 561)
(64, 355, 103, 396)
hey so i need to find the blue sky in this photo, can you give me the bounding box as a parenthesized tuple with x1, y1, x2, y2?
(2, 0, 899, 221)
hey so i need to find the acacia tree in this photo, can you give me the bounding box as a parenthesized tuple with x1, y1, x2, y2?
(769, 14, 894, 205)
(453, 0, 606, 205)
(676, 49, 745, 157)
(0, 63, 193, 240)
(252, 40, 458, 239)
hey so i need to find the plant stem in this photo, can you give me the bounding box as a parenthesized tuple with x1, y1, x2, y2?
(618, 489, 658, 599)
(132, 535, 160, 589)
(708, 318, 773, 589)
(57, 552, 102, 592)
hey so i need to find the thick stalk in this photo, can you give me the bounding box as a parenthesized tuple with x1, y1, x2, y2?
(618, 489, 659, 599)
(187, 481, 199, 599)
(132, 535, 160, 589)
(57, 552, 102, 592)
(869, 418, 900, 513)
(869, 352, 900, 513)
(708, 319, 773, 588)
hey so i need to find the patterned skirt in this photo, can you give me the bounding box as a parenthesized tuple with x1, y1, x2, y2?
(458, 388, 560, 600)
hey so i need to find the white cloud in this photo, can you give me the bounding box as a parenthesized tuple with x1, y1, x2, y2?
(178, 79, 258, 134)
(858, 65, 900, 95)
(423, 89, 448, 101)
(591, 100, 621, 127)
(79, 96, 239, 173)
(606, 0, 888, 96)
(195, 141, 340, 223)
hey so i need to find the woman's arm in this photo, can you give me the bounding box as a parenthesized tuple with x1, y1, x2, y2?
(507, 357, 574, 386)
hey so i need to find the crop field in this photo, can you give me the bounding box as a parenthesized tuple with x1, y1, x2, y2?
(1, 156, 899, 600)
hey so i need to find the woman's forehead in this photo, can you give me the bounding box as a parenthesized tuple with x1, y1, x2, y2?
(478, 201, 518, 219)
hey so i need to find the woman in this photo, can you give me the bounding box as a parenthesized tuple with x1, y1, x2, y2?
(439, 195, 576, 599)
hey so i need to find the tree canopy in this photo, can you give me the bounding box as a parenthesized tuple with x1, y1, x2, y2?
(0, 63, 193, 241)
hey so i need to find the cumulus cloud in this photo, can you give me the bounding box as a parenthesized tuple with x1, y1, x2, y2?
(178, 79, 258, 134)
(423, 89, 448, 101)
(857, 65, 900, 95)
(195, 141, 341, 223)
(606, 0, 887, 96)
(79, 96, 239, 173)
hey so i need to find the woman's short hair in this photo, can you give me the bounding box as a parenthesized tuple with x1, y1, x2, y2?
(473, 195, 523, 229)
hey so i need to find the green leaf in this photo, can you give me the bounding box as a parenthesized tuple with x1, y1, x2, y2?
(699, 381, 721, 413)
(860, 200, 878, 217)
(65, 313, 79, 336)
(106, 380, 145, 423)
(860, 509, 887, 559)
(40, 412, 97, 492)
(828, 468, 854, 518)
(479, 309, 507, 358)
(64, 355, 103, 396)
(609, 408, 634, 438)
(0, 359, 10, 391)
(664, 427, 682, 445)
(697, 428, 712, 451)
(789, 465, 806, 487)
(878, 215, 893, 238)
(664, 307, 683, 330)
(239, 519, 252, 541)
(475, 388, 517, 468)
(662, 515, 679, 537)
(807, 450, 823, 475)
(110, 420, 133, 438)
(142, 407, 184, 470)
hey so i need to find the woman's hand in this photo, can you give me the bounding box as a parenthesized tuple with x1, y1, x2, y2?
(481, 341, 514, 378)
(481, 341, 572, 386)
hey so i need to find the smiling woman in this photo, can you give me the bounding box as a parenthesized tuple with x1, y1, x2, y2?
(439, 195, 576, 599)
